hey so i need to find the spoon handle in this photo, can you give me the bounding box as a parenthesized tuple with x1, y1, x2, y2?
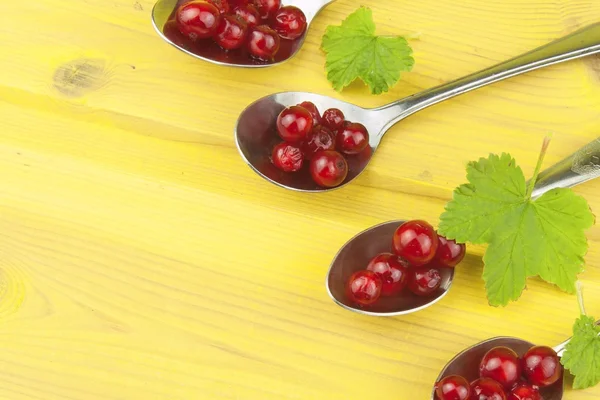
(531, 137, 600, 199)
(377, 23, 600, 128)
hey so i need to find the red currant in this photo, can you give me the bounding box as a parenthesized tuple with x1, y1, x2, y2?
(302, 125, 335, 160)
(435, 375, 471, 400)
(310, 150, 348, 188)
(366, 253, 409, 297)
(253, 0, 281, 19)
(479, 347, 521, 389)
(521, 346, 561, 387)
(207, 0, 230, 13)
(297, 101, 321, 125)
(508, 383, 541, 400)
(407, 266, 442, 296)
(346, 270, 382, 306)
(229, 0, 249, 6)
(436, 235, 466, 268)
(247, 25, 280, 60)
(176, 1, 222, 40)
(392, 220, 438, 266)
(271, 142, 303, 172)
(276, 106, 313, 142)
(273, 6, 307, 40)
(214, 14, 248, 50)
(336, 122, 369, 155)
(233, 4, 261, 28)
(470, 378, 507, 400)
(322, 108, 345, 131)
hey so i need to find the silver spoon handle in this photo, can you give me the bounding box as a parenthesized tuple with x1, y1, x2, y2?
(376, 23, 600, 130)
(531, 137, 600, 199)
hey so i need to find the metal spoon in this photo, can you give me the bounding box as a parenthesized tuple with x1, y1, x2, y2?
(430, 335, 572, 400)
(431, 317, 600, 400)
(235, 22, 600, 192)
(325, 136, 600, 316)
(151, 0, 336, 68)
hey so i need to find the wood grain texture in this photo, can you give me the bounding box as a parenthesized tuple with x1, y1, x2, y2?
(1, 0, 600, 398)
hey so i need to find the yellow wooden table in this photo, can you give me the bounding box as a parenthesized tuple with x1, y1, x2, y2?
(1, 0, 600, 398)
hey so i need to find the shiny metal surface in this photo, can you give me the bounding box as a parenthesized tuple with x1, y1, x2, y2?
(234, 22, 600, 192)
(532, 137, 600, 199)
(151, 0, 336, 68)
(325, 220, 455, 317)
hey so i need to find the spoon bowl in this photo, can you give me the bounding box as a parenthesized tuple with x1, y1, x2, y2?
(324, 136, 600, 317)
(234, 22, 600, 192)
(235, 91, 376, 192)
(432, 337, 564, 400)
(325, 220, 454, 316)
(151, 0, 336, 68)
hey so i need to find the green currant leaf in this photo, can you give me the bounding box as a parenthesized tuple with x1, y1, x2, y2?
(561, 314, 600, 389)
(321, 7, 414, 94)
(438, 152, 594, 306)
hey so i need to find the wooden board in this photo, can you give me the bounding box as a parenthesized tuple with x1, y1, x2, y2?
(1, 0, 599, 398)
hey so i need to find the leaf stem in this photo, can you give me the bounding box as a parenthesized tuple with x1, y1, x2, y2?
(526, 134, 553, 199)
(576, 281, 587, 316)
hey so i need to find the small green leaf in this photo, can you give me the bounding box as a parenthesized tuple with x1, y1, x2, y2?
(438, 153, 526, 245)
(561, 314, 600, 389)
(530, 189, 594, 293)
(438, 150, 594, 306)
(321, 7, 414, 94)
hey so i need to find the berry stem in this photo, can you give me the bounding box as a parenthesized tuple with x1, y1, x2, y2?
(526, 133, 553, 200)
(576, 281, 587, 316)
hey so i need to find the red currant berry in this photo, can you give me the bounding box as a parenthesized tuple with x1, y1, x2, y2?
(297, 101, 321, 125)
(436, 235, 466, 268)
(214, 14, 248, 50)
(336, 122, 369, 155)
(435, 375, 471, 400)
(252, 0, 281, 19)
(392, 220, 438, 266)
(302, 125, 335, 160)
(470, 378, 507, 400)
(310, 150, 348, 188)
(479, 347, 522, 389)
(322, 108, 345, 131)
(247, 25, 280, 60)
(366, 253, 409, 297)
(407, 266, 442, 296)
(176, 1, 221, 40)
(273, 6, 307, 40)
(229, 0, 249, 6)
(276, 105, 314, 142)
(233, 4, 261, 28)
(508, 383, 541, 400)
(521, 346, 561, 387)
(346, 270, 382, 306)
(207, 0, 230, 13)
(271, 142, 303, 172)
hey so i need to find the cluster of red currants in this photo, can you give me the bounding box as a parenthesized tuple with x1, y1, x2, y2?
(172, 0, 306, 61)
(435, 345, 563, 400)
(346, 220, 465, 306)
(272, 101, 370, 188)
